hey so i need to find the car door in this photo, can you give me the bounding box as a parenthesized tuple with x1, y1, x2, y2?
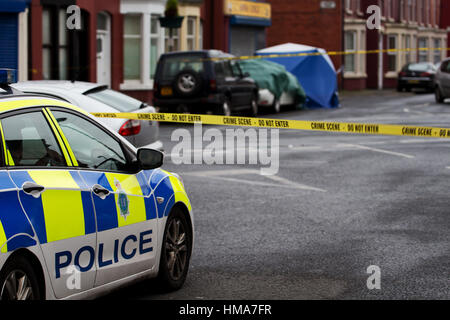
(230, 61, 254, 107)
(214, 61, 239, 108)
(223, 60, 249, 107)
(440, 61, 450, 96)
(47, 108, 158, 287)
(0, 108, 97, 299)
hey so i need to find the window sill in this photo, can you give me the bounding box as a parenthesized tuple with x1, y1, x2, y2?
(344, 72, 368, 79)
(120, 81, 154, 91)
(385, 71, 398, 78)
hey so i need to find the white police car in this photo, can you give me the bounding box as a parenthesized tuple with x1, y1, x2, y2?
(0, 69, 193, 300)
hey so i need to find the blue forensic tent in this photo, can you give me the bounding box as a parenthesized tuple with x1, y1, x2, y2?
(256, 43, 339, 109)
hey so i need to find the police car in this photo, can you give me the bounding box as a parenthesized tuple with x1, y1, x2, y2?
(0, 69, 193, 300)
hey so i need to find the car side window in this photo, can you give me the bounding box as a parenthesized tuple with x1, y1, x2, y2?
(441, 61, 449, 73)
(214, 62, 224, 78)
(222, 61, 234, 78)
(230, 61, 242, 77)
(1, 111, 66, 167)
(51, 110, 129, 172)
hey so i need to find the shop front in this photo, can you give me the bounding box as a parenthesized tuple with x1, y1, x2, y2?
(225, 0, 271, 56)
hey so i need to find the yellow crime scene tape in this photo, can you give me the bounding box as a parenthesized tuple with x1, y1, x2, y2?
(92, 47, 450, 139)
(92, 112, 450, 139)
(182, 47, 450, 62)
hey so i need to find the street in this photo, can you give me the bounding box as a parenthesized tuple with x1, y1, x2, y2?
(105, 90, 450, 300)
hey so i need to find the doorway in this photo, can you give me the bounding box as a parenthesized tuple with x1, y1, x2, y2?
(96, 12, 111, 87)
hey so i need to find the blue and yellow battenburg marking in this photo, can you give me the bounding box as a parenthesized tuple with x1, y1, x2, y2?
(0, 168, 191, 253)
(0, 172, 36, 253)
(0, 98, 191, 255)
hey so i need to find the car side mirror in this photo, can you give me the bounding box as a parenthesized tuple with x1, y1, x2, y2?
(243, 72, 250, 78)
(137, 148, 164, 170)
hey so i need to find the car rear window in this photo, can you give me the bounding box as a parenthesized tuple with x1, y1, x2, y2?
(85, 88, 143, 112)
(406, 63, 433, 72)
(160, 54, 205, 80)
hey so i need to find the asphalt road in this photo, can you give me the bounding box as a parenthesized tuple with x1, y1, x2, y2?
(106, 89, 450, 300)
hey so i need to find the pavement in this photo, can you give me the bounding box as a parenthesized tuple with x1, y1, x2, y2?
(105, 89, 450, 300)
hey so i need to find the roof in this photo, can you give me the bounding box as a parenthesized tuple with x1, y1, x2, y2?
(256, 43, 319, 54)
(12, 81, 104, 95)
(0, 96, 89, 115)
(161, 50, 231, 58)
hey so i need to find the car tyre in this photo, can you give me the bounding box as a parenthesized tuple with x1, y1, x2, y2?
(217, 97, 231, 116)
(0, 255, 41, 300)
(435, 86, 445, 103)
(248, 94, 258, 117)
(273, 99, 281, 113)
(157, 207, 192, 292)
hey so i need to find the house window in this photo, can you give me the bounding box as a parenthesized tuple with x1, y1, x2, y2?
(407, 0, 413, 20)
(418, 37, 428, 62)
(344, 31, 356, 73)
(434, 39, 442, 64)
(345, 0, 351, 11)
(42, 8, 52, 80)
(187, 16, 196, 51)
(124, 15, 142, 80)
(199, 20, 203, 50)
(387, 35, 397, 72)
(360, 30, 365, 74)
(418, 0, 423, 23)
(165, 28, 179, 52)
(150, 14, 161, 79)
(405, 35, 411, 63)
(42, 7, 70, 80)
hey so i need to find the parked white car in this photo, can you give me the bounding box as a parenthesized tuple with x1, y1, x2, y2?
(12, 81, 163, 151)
(257, 89, 295, 113)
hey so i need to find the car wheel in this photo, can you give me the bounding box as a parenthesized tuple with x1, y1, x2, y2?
(273, 99, 281, 113)
(157, 207, 192, 292)
(0, 255, 41, 300)
(435, 86, 445, 103)
(217, 98, 231, 116)
(173, 69, 203, 98)
(248, 94, 258, 117)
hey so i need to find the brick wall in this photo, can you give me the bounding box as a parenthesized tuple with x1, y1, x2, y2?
(266, 0, 344, 72)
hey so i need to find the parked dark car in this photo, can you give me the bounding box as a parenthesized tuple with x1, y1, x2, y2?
(397, 62, 437, 92)
(434, 58, 450, 103)
(153, 50, 259, 116)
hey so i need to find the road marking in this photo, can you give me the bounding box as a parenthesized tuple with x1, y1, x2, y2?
(182, 169, 327, 192)
(344, 144, 415, 159)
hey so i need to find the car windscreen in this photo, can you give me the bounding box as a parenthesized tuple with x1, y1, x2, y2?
(85, 88, 143, 112)
(406, 63, 433, 72)
(161, 54, 205, 80)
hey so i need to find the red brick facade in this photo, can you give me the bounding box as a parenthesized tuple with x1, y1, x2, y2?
(29, 0, 122, 90)
(266, 0, 448, 90)
(266, 0, 343, 76)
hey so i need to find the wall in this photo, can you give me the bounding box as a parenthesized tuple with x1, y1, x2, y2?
(77, 0, 122, 90)
(266, 0, 343, 72)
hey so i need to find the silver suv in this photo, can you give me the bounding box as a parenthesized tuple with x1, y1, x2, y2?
(434, 58, 450, 103)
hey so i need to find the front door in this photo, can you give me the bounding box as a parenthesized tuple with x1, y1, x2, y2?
(48, 108, 158, 286)
(0, 109, 97, 299)
(96, 12, 111, 87)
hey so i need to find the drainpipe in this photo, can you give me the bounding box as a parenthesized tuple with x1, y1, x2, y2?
(378, 30, 383, 90)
